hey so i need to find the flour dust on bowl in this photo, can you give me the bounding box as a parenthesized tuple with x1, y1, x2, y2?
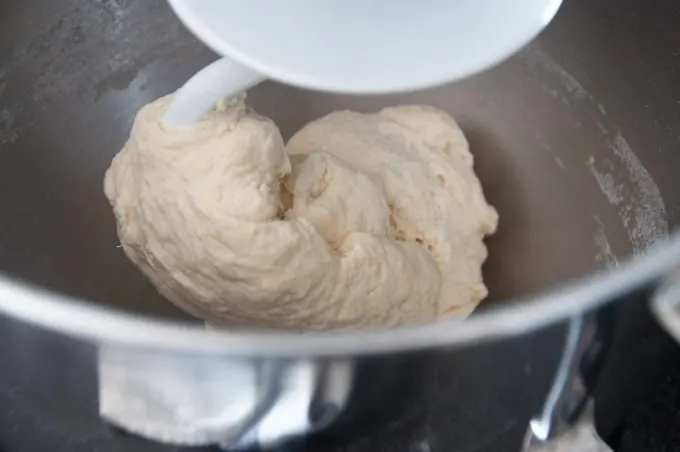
(1, 0, 680, 451)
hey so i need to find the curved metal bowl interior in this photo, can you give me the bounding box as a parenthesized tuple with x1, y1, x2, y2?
(0, 0, 679, 356)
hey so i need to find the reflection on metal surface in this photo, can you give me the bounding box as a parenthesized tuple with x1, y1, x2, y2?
(526, 415, 612, 452)
(652, 272, 680, 346)
(524, 313, 612, 452)
(99, 346, 354, 448)
(527, 317, 587, 441)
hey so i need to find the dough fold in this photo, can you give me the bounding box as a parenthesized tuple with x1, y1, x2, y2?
(104, 94, 498, 330)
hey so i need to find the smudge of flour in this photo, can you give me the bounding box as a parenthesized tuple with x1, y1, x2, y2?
(594, 216, 619, 268)
(0, 1, 200, 147)
(586, 156, 624, 205)
(0, 70, 7, 98)
(0, 71, 17, 145)
(0, 106, 20, 146)
(537, 56, 590, 101)
(96, 0, 131, 35)
(530, 47, 668, 253)
(609, 132, 668, 249)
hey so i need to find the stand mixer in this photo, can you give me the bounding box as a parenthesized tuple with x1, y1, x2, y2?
(99, 1, 610, 451)
(10, 0, 680, 451)
(104, 1, 610, 450)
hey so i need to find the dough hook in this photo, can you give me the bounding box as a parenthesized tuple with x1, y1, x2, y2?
(163, 57, 264, 127)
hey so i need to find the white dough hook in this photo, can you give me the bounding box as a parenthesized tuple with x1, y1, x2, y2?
(163, 57, 264, 127)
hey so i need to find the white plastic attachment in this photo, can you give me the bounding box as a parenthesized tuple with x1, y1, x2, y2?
(163, 57, 265, 127)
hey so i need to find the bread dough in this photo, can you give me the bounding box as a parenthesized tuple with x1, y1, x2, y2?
(104, 94, 498, 330)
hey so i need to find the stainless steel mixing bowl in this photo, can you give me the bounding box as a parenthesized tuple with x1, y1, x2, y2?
(1, 0, 680, 451)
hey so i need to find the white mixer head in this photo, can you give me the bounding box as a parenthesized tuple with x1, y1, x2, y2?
(167, 0, 563, 94)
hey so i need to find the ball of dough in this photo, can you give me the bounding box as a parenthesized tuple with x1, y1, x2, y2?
(104, 94, 498, 330)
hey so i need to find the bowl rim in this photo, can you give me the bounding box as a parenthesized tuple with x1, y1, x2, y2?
(0, 230, 677, 357)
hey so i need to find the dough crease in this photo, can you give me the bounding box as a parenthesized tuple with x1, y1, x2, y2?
(104, 94, 498, 330)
